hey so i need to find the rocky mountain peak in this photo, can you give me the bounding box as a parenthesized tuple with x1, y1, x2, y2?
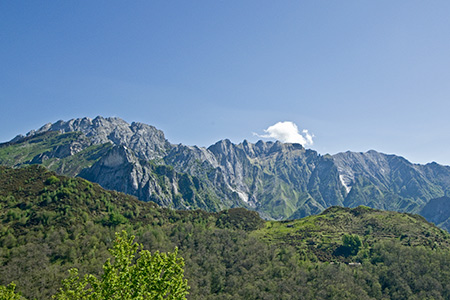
(23, 116, 172, 160)
(208, 139, 234, 154)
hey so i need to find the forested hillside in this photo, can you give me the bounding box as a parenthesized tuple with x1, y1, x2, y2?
(2, 166, 450, 299)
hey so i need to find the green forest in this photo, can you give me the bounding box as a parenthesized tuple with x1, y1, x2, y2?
(2, 165, 450, 299)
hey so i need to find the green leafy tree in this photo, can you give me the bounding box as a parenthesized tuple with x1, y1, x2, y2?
(0, 282, 23, 300)
(342, 234, 362, 256)
(53, 231, 189, 300)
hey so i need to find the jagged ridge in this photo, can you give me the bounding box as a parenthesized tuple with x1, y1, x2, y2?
(2, 116, 450, 224)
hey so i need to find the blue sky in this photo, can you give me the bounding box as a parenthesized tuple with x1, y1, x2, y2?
(1, 1, 450, 165)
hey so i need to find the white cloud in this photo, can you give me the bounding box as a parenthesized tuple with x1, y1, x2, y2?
(255, 121, 314, 146)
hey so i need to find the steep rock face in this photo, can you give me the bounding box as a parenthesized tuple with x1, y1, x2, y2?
(78, 145, 240, 211)
(419, 162, 450, 194)
(183, 140, 348, 219)
(308, 155, 347, 207)
(164, 143, 244, 209)
(333, 150, 393, 191)
(79, 145, 148, 198)
(24, 116, 172, 160)
(419, 196, 450, 232)
(333, 150, 444, 212)
(165, 144, 219, 174)
(207, 139, 254, 204)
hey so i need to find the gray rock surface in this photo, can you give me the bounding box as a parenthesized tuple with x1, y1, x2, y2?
(27, 116, 172, 160)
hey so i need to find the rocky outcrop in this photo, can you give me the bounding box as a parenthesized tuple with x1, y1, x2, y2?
(30, 133, 92, 164)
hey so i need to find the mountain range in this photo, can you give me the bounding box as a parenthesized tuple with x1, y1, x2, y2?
(2, 116, 450, 229)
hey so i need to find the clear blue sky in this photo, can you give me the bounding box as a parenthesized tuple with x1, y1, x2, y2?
(1, 1, 450, 165)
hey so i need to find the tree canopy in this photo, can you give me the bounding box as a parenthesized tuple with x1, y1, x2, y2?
(53, 231, 189, 300)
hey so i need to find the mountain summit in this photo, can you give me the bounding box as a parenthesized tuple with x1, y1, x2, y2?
(2, 116, 450, 224)
(17, 116, 172, 160)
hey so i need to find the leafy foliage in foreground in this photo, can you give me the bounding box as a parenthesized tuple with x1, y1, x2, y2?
(54, 231, 188, 300)
(0, 282, 23, 299)
(2, 166, 450, 299)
